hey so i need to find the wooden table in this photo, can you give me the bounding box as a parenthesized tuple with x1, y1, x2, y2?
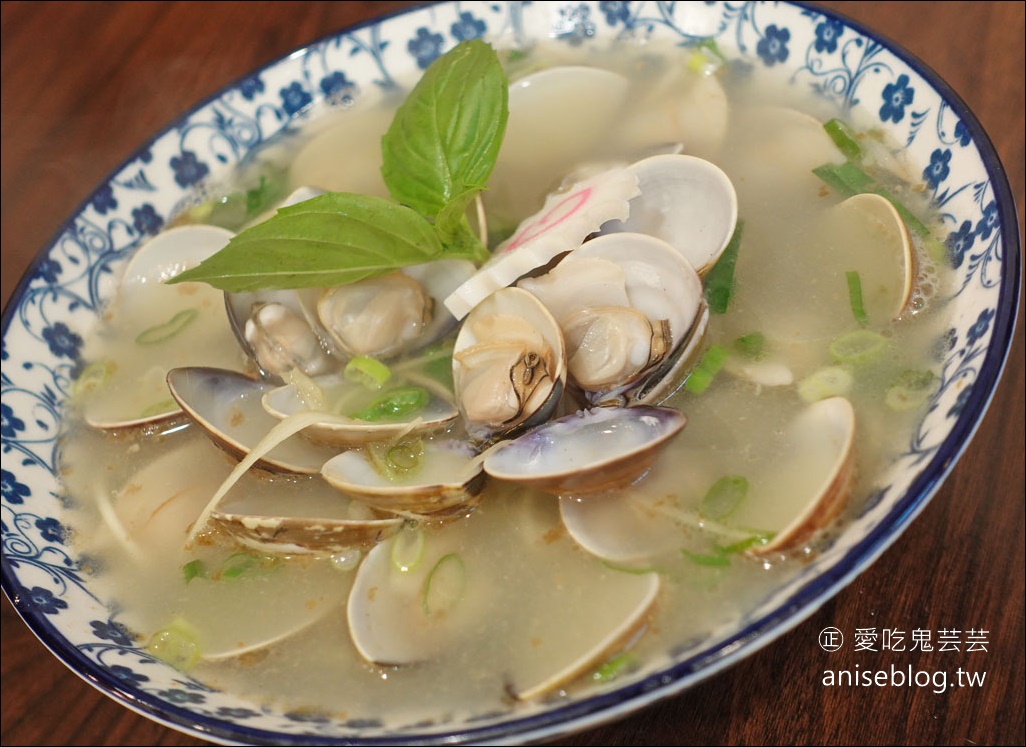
(2, 2, 1023, 745)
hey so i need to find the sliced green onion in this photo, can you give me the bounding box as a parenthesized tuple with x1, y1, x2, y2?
(813, 162, 932, 239)
(695, 37, 728, 63)
(182, 559, 207, 583)
(367, 437, 425, 481)
(845, 270, 869, 326)
(390, 522, 426, 573)
(885, 369, 937, 411)
(700, 475, 749, 521)
(387, 439, 424, 471)
(592, 651, 639, 682)
(829, 329, 888, 364)
(344, 355, 392, 390)
(812, 161, 874, 196)
(421, 553, 466, 616)
(873, 188, 932, 239)
(716, 532, 774, 554)
(139, 399, 178, 418)
(135, 308, 198, 345)
(219, 552, 279, 580)
(823, 118, 864, 162)
(684, 344, 730, 395)
(71, 360, 114, 397)
(349, 385, 429, 422)
(146, 617, 201, 670)
(704, 220, 744, 314)
(733, 332, 765, 359)
(601, 560, 660, 575)
(682, 549, 731, 567)
(797, 365, 853, 402)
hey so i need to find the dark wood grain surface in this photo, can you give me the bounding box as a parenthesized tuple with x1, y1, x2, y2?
(2, 2, 1023, 745)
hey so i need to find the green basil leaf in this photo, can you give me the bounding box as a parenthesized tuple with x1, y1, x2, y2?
(382, 39, 508, 218)
(167, 193, 443, 291)
(434, 188, 490, 262)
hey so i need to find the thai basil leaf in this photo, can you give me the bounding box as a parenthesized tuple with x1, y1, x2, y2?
(381, 39, 508, 218)
(167, 193, 443, 291)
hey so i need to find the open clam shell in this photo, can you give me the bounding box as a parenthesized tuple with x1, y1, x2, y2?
(518, 232, 708, 407)
(483, 405, 686, 496)
(82, 224, 243, 429)
(603, 153, 739, 275)
(228, 258, 475, 381)
(166, 366, 339, 474)
(737, 396, 857, 555)
(320, 438, 485, 517)
(207, 510, 402, 556)
(726, 191, 915, 347)
(346, 490, 661, 701)
(452, 286, 567, 442)
(262, 372, 459, 447)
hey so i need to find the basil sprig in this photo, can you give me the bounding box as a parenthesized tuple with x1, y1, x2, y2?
(169, 39, 507, 292)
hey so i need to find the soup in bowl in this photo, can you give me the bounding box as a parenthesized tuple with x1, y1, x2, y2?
(1, 2, 1020, 745)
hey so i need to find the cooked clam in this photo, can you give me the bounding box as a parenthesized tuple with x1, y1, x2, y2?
(518, 232, 707, 406)
(451, 286, 567, 442)
(228, 259, 475, 379)
(166, 366, 339, 474)
(483, 405, 686, 496)
(321, 438, 485, 517)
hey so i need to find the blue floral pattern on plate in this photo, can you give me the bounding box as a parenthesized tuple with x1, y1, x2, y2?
(1, 2, 1018, 744)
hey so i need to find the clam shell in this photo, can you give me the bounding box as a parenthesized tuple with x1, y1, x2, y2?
(518, 233, 708, 407)
(262, 372, 459, 447)
(605, 153, 739, 275)
(166, 366, 339, 474)
(320, 438, 485, 516)
(82, 224, 242, 429)
(452, 286, 567, 442)
(346, 490, 661, 701)
(738, 396, 857, 555)
(483, 405, 686, 496)
(207, 510, 402, 556)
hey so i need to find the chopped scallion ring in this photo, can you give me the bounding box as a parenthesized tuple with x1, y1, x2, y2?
(135, 308, 198, 345)
(685, 344, 730, 395)
(421, 553, 466, 616)
(885, 369, 937, 411)
(798, 366, 853, 402)
(146, 617, 201, 670)
(350, 385, 429, 422)
(344, 355, 392, 390)
(829, 329, 887, 364)
(700, 475, 749, 521)
(391, 522, 426, 573)
(846, 270, 870, 326)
